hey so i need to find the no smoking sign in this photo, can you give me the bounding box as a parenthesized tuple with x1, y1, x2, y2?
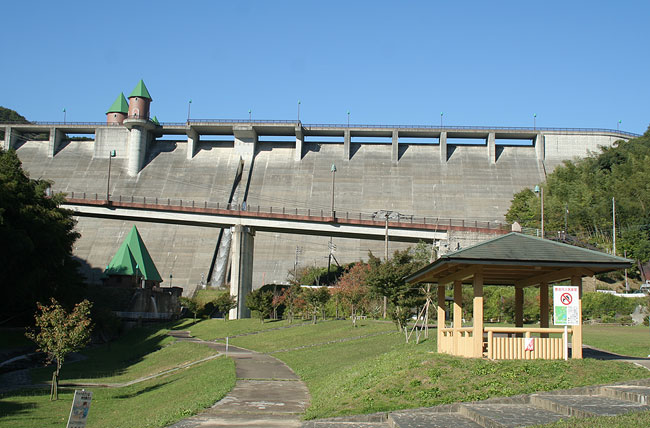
(554, 286, 579, 326)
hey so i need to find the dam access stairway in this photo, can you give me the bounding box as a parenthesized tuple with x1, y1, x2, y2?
(302, 378, 650, 428)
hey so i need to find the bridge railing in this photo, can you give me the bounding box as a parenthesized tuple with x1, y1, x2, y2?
(65, 191, 509, 231)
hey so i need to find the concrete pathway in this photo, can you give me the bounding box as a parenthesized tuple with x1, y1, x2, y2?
(167, 331, 310, 428)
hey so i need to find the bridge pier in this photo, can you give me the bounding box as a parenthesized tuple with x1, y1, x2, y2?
(229, 225, 255, 320)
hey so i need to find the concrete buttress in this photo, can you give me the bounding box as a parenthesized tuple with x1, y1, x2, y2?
(487, 132, 496, 164)
(48, 127, 65, 157)
(295, 126, 304, 161)
(392, 129, 399, 165)
(186, 127, 199, 160)
(233, 126, 257, 158)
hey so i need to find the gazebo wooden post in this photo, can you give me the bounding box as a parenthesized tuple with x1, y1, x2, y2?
(571, 275, 583, 359)
(453, 280, 463, 355)
(437, 285, 446, 352)
(473, 271, 484, 358)
(539, 281, 549, 338)
(515, 285, 524, 337)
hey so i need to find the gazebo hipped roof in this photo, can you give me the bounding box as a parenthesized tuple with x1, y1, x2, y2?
(406, 233, 631, 287)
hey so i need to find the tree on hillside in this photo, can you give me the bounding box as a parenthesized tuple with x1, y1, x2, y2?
(213, 292, 237, 321)
(0, 148, 84, 322)
(366, 247, 429, 331)
(26, 298, 93, 400)
(303, 287, 331, 324)
(276, 284, 304, 323)
(505, 127, 650, 269)
(333, 262, 371, 327)
(180, 296, 201, 322)
(245, 289, 273, 323)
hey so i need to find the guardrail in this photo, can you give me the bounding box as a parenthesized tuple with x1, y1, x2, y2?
(0, 120, 639, 137)
(64, 191, 510, 232)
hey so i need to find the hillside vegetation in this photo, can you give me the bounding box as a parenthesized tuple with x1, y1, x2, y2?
(506, 126, 650, 269)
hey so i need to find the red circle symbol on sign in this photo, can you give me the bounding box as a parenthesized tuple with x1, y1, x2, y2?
(560, 293, 572, 305)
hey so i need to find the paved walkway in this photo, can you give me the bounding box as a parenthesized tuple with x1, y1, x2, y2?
(167, 331, 310, 428)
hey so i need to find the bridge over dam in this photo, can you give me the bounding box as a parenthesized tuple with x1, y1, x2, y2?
(2, 120, 634, 307)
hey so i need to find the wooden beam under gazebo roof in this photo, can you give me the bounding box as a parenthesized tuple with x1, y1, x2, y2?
(405, 232, 631, 360)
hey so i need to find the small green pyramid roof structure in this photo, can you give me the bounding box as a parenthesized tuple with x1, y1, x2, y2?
(128, 79, 153, 101)
(106, 93, 129, 114)
(104, 225, 163, 282)
(151, 116, 160, 125)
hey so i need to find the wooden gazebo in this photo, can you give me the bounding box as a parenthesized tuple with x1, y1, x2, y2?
(405, 233, 631, 360)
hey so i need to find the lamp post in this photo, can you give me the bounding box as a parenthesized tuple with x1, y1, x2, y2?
(347, 111, 350, 127)
(440, 111, 443, 128)
(106, 150, 116, 202)
(298, 100, 301, 122)
(534, 185, 544, 238)
(617, 120, 621, 131)
(533, 113, 537, 130)
(249, 109, 252, 121)
(63, 108, 66, 124)
(187, 99, 192, 122)
(330, 163, 337, 217)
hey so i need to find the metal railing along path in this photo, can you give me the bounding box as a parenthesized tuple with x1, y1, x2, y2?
(63, 191, 510, 232)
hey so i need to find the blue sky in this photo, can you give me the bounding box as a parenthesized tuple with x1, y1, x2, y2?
(2, 1, 649, 133)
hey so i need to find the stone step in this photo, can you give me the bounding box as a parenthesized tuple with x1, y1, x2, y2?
(600, 384, 650, 405)
(459, 402, 566, 428)
(302, 422, 388, 428)
(530, 393, 650, 418)
(388, 410, 483, 428)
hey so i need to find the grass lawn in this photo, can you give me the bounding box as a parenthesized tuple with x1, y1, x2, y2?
(177, 318, 296, 341)
(0, 356, 235, 428)
(533, 410, 650, 428)
(582, 324, 650, 358)
(30, 325, 216, 384)
(212, 319, 650, 420)
(228, 319, 396, 353)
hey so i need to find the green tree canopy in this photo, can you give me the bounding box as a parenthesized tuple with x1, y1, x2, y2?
(505, 126, 650, 266)
(26, 298, 93, 400)
(0, 148, 84, 322)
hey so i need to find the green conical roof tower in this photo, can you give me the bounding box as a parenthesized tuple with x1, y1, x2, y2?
(103, 225, 162, 282)
(106, 93, 129, 114)
(129, 79, 153, 101)
(151, 116, 160, 125)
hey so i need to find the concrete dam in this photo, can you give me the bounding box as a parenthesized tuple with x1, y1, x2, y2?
(2, 119, 633, 300)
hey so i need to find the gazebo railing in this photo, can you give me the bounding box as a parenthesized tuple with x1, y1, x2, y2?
(485, 327, 571, 360)
(439, 327, 475, 358)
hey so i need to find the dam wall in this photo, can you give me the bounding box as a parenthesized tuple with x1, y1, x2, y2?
(3, 124, 631, 295)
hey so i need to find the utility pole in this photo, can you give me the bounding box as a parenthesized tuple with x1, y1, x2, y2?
(384, 212, 389, 261)
(294, 246, 302, 281)
(534, 185, 544, 238)
(106, 150, 116, 202)
(612, 197, 616, 255)
(330, 164, 337, 217)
